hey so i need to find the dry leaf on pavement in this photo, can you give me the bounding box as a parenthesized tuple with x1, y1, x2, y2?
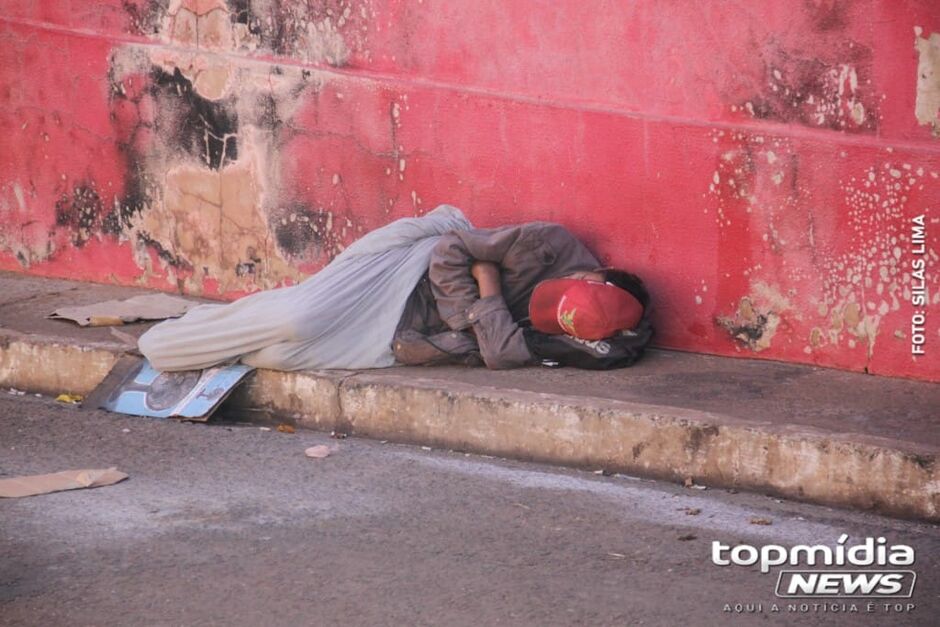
(276, 424, 295, 434)
(750, 517, 773, 526)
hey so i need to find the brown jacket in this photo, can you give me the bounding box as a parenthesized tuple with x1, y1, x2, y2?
(393, 222, 599, 369)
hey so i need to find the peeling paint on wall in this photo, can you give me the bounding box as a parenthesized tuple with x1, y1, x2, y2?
(106, 54, 317, 292)
(0, 0, 388, 292)
(128, 0, 373, 65)
(705, 129, 814, 272)
(717, 282, 793, 352)
(706, 124, 937, 369)
(815, 159, 938, 361)
(734, 42, 877, 132)
(54, 184, 106, 247)
(914, 27, 940, 136)
(84, 0, 379, 294)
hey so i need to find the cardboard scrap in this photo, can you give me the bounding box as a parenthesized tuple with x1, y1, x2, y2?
(48, 293, 199, 327)
(0, 467, 128, 498)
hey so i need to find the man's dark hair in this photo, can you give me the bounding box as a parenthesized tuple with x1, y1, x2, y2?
(602, 269, 650, 310)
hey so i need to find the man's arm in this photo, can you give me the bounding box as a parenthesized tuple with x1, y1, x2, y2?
(429, 227, 524, 330)
(470, 260, 501, 298)
(466, 260, 532, 369)
(428, 226, 535, 369)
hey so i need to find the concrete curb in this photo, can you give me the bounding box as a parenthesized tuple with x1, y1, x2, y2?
(1, 331, 937, 521)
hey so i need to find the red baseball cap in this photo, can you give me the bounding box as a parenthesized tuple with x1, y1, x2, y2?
(529, 278, 643, 340)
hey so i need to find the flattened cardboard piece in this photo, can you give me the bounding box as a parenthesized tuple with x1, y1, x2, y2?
(0, 467, 128, 498)
(88, 355, 254, 421)
(48, 293, 199, 326)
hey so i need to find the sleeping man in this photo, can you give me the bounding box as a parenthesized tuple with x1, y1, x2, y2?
(138, 205, 652, 372)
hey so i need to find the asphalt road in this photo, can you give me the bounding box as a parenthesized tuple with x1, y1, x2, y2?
(1, 393, 937, 626)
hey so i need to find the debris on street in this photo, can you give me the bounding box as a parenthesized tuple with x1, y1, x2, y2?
(0, 467, 128, 498)
(304, 445, 331, 458)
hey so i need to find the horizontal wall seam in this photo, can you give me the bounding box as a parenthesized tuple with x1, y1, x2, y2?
(4, 15, 940, 155)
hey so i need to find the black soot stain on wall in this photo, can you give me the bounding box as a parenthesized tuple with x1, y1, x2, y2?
(272, 204, 333, 259)
(151, 67, 239, 170)
(54, 184, 103, 247)
(72, 0, 352, 272)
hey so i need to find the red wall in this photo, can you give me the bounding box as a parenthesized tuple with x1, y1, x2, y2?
(1, 0, 938, 381)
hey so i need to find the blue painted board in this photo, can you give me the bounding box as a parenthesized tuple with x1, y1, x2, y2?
(99, 360, 254, 420)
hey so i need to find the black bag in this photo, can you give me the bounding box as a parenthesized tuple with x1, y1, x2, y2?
(522, 318, 653, 370)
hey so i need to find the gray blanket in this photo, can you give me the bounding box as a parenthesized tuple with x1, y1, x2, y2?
(138, 205, 472, 371)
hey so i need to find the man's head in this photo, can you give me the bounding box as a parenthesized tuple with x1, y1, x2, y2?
(528, 269, 648, 340)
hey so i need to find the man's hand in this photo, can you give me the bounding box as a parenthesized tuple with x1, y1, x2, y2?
(470, 261, 501, 299)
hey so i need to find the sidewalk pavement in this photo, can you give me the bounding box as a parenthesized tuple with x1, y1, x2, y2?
(0, 271, 937, 521)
